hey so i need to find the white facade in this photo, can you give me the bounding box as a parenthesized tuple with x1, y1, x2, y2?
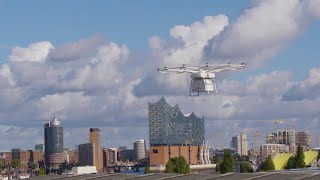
(134, 139, 146, 161)
(231, 133, 248, 156)
(72, 166, 97, 175)
(261, 144, 288, 158)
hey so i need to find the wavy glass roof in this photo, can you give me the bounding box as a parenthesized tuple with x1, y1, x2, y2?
(148, 97, 204, 146)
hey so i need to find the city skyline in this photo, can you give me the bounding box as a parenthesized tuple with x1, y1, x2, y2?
(0, 0, 320, 150)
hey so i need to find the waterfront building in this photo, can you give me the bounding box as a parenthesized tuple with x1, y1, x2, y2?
(148, 97, 208, 167)
(89, 128, 103, 172)
(44, 117, 64, 171)
(78, 143, 95, 166)
(134, 139, 146, 161)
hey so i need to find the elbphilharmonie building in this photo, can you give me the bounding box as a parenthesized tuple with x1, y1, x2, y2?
(148, 97, 204, 146)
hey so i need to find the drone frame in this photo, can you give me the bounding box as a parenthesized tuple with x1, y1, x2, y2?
(158, 63, 246, 96)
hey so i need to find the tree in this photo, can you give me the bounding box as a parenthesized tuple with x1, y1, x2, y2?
(11, 159, 21, 169)
(219, 149, 235, 174)
(317, 151, 320, 162)
(295, 145, 305, 168)
(212, 156, 222, 164)
(38, 168, 46, 175)
(260, 155, 275, 171)
(165, 159, 175, 173)
(240, 161, 253, 173)
(165, 156, 190, 174)
(0, 159, 4, 170)
(144, 165, 151, 174)
(285, 156, 296, 169)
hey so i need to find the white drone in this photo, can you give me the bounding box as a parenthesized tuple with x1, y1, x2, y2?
(157, 62, 246, 96)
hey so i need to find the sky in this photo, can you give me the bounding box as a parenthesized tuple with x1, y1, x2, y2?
(0, 0, 320, 150)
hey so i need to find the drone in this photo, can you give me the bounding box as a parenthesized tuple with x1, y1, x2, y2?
(157, 62, 246, 96)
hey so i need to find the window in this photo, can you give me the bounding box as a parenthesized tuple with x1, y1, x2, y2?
(153, 149, 158, 153)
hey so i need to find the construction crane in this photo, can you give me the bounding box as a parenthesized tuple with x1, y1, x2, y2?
(257, 120, 285, 124)
(256, 119, 286, 132)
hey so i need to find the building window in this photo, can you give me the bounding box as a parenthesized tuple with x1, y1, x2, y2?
(153, 149, 158, 154)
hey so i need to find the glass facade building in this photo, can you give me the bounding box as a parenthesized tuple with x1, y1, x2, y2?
(44, 117, 64, 170)
(149, 97, 204, 146)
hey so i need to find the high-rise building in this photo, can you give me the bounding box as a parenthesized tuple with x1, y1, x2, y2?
(230, 137, 237, 150)
(277, 130, 295, 146)
(44, 117, 64, 171)
(134, 139, 146, 161)
(35, 144, 45, 152)
(149, 97, 204, 146)
(231, 133, 248, 156)
(277, 130, 296, 153)
(296, 131, 312, 148)
(89, 128, 103, 172)
(78, 143, 95, 166)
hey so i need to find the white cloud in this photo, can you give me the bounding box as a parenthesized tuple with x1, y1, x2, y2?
(283, 67, 320, 101)
(9, 41, 54, 63)
(134, 15, 229, 96)
(1, 0, 320, 150)
(204, 0, 320, 67)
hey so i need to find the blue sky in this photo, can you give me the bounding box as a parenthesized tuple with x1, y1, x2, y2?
(1, 0, 319, 79)
(0, 1, 248, 57)
(0, 0, 320, 150)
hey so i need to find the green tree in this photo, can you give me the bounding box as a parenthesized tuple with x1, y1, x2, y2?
(317, 151, 320, 162)
(295, 145, 305, 168)
(212, 156, 222, 164)
(38, 167, 46, 175)
(285, 156, 296, 169)
(219, 150, 235, 174)
(165, 159, 175, 173)
(240, 161, 253, 173)
(0, 159, 4, 170)
(11, 159, 21, 169)
(144, 165, 151, 174)
(260, 155, 275, 171)
(165, 156, 190, 174)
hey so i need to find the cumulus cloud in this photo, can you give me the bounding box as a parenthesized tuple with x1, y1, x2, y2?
(204, 0, 320, 67)
(49, 35, 105, 62)
(1, 1, 320, 150)
(9, 41, 54, 62)
(282, 67, 320, 101)
(134, 15, 229, 96)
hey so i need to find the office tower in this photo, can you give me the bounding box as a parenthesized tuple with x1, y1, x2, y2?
(149, 97, 204, 146)
(134, 139, 146, 161)
(89, 128, 103, 172)
(296, 131, 312, 147)
(277, 130, 296, 153)
(44, 117, 64, 171)
(237, 133, 248, 156)
(78, 143, 95, 166)
(35, 144, 45, 152)
(277, 130, 296, 146)
(231, 133, 248, 156)
(230, 137, 237, 149)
